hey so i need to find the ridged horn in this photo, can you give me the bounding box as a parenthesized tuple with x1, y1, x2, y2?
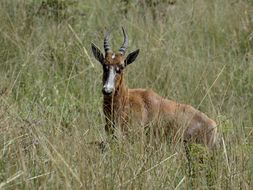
(104, 30, 111, 53)
(119, 27, 128, 54)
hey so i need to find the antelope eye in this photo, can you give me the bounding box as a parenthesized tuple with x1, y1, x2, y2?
(104, 65, 109, 71)
(115, 66, 121, 73)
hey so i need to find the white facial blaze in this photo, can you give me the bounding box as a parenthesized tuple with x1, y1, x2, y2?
(111, 53, 115, 59)
(103, 67, 116, 93)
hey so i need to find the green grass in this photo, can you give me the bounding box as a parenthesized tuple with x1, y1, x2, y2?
(0, 0, 253, 189)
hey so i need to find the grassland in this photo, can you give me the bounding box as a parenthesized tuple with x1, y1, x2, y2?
(0, 0, 253, 189)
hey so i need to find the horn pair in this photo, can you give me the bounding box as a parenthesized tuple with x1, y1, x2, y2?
(104, 27, 128, 54)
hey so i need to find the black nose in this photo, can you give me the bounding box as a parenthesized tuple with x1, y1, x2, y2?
(102, 88, 113, 95)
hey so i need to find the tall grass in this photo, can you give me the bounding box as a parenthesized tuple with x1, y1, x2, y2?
(0, 0, 252, 189)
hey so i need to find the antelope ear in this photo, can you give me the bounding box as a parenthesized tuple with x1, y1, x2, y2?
(91, 43, 104, 63)
(125, 49, 140, 66)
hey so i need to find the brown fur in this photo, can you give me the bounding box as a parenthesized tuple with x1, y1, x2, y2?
(102, 53, 217, 148)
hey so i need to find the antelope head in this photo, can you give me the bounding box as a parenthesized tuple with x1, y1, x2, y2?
(91, 27, 140, 96)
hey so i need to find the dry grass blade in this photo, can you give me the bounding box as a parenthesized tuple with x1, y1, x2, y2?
(0, 171, 23, 189)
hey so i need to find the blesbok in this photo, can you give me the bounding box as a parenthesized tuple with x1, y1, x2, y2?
(91, 27, 217, 149)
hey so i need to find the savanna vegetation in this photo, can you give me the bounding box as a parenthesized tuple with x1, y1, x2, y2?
(0, 0, 253, 189)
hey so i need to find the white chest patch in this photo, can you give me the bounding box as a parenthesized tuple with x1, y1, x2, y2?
(112, 53, 115, 59)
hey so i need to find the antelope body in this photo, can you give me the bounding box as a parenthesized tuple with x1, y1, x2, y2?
(91, 28, 217, 148)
